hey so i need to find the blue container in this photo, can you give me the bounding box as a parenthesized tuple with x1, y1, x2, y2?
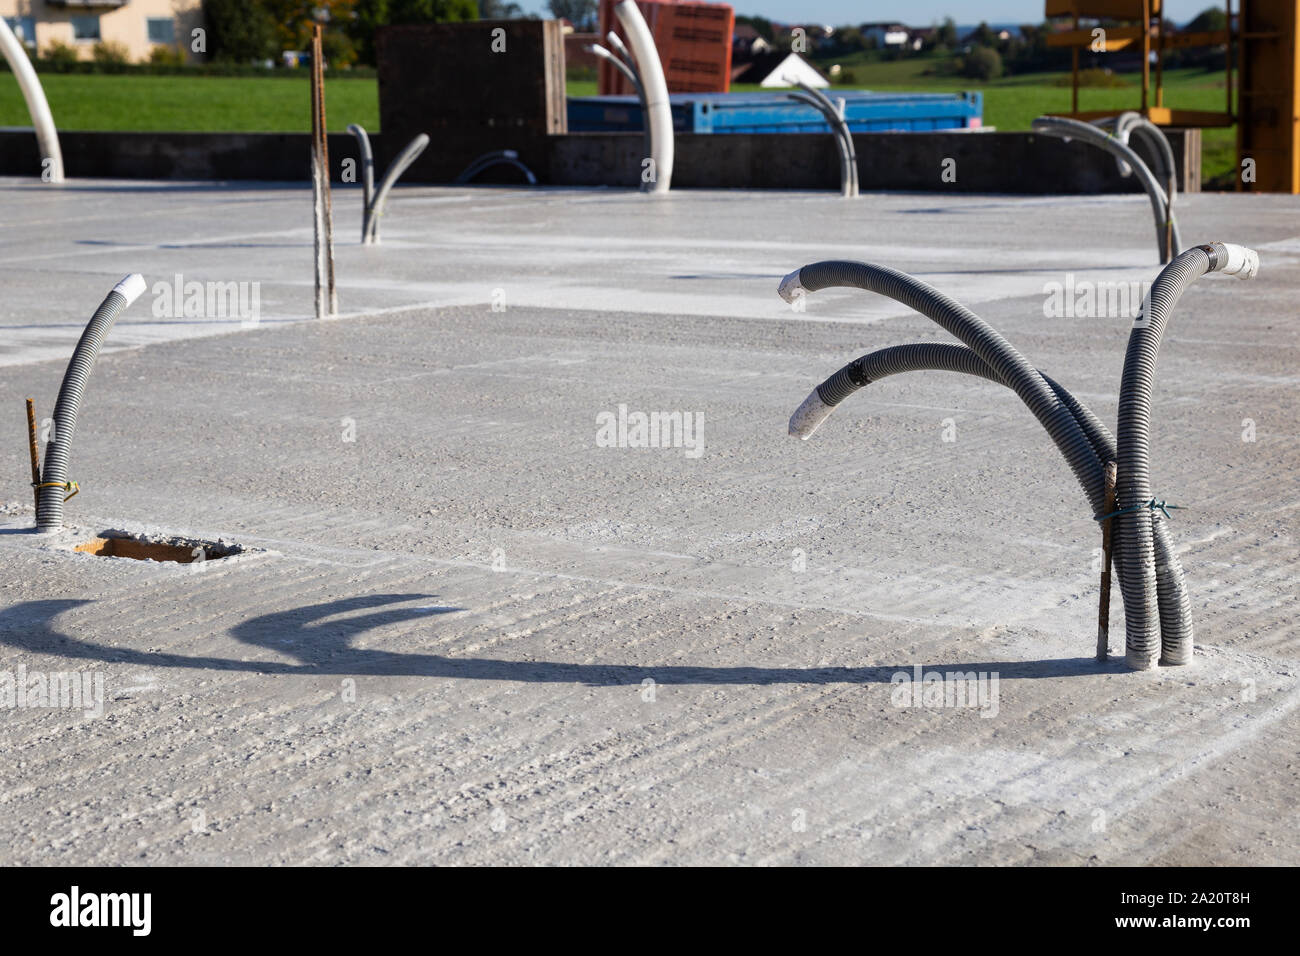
(567, 90, 983, 134)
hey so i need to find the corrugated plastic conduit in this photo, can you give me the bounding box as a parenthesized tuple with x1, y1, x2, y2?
(782, 246, 1259, 669)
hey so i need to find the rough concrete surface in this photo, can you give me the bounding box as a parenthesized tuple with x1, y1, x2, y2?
(1, 179, 1297, 865)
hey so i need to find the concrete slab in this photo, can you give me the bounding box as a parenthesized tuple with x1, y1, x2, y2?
(1, 179, 1298, 864)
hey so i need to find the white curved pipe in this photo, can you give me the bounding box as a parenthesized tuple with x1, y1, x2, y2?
(615, 0, 673, 194)
(796, 82, 857, 197)
(591, 44, 651, 169)
(0, 17, 63, 182)
(365, 133, 430, 245)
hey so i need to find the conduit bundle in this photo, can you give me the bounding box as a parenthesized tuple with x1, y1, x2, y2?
(1032, 114, 1182, 264)
(784, 244, 1259, 669)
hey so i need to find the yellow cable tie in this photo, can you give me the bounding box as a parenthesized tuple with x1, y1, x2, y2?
(33, 480, 79, 501)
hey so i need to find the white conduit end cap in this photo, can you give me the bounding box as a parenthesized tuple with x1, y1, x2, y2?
(777, 269, 805, 304)
(789, 389, 834, 440)
(1210, 242, 1260, 280)
(112, 273, 147, 306)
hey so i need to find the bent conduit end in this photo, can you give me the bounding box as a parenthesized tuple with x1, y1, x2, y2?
(113, 273, 147, 305)
(1205, 242, 1260, 279)
(789, 389, 835, 440)
(778, 269, 805, 304)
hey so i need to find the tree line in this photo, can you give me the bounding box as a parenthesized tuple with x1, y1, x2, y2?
(201, 0, 600, 67)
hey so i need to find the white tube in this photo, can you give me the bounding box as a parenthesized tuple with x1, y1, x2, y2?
(1209, 242, 1260, 279)
(0, 17, 64, 183)
(777, 269, 805, 304)
(112, 273, 147, 305)
(615, 0, 673, 194)
(789, 389, 835, 439)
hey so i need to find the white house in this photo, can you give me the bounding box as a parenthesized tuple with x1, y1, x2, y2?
(732, 50, 829, 88)
(2, 0, 204, 62)
(862, 22, 910, 48)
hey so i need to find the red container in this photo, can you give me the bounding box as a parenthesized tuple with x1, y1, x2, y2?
(596, 0, 734, 95)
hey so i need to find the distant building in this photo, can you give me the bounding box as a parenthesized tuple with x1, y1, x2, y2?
(906, 27, 935, 51)
(2, 0, 204, 62)
(731, 50, 828, 88)
(861, 22, 909, 48)
(732, 22, 771, 56)
(959, 26, 1014, 46)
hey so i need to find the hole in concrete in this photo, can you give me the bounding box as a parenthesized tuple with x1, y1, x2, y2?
(75, 531, 244, 564)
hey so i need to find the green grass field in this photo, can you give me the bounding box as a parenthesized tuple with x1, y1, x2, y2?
(811, 59, 1236, 182)
(1, 62, 1234, 182)
(0, 73, 380, 132)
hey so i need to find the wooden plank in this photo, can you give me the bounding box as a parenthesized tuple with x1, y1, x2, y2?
(1160, 29, 1231, 48)
(1046, 26, 1142, 47)
(1055, 108, 1234, 127)
(1046, 0, 1160, 19)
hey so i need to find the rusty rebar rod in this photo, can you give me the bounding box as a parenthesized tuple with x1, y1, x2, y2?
(25, 398, 40, 511)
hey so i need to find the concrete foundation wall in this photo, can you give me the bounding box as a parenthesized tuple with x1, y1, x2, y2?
(0, 128, 1201, 193)
(0, 130, 365, 181)
(551, 129, 1201, 193)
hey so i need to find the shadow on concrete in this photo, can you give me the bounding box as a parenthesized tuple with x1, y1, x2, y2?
(0, 596, 1119, 685)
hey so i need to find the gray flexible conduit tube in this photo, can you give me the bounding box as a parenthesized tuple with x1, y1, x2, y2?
(798, 342, 1218, 663)
(604, 30, 637, 76)
(792, 342, 1232, 633)
(36, 274, 146, 534)
(781, 267, 1184, 668)
(454, 150, 538, 187)
(787, 90, 854, 198)
(800, 342, 1124, 584)
(1032, 115, 1177, 263)
(347, 125, 428, 244)
(1116, 242, 1259, 667)
(364, 133, 430, 245)
(781, 262, 1107, 518)
(784, 248, 1258, 669)
(346, 123, 375, 221)
(1103, 112, 1183, 260)
(810, 343, 1112, 462)
(796, 81, 858, 197)
(347, 123, 376, 244)
(1111, 113, 1175, 185)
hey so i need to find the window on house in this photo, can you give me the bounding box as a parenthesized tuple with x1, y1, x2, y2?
(70, 16, 101, 42)
(4, 16, 37, 47)
(146, 17, 174, 44)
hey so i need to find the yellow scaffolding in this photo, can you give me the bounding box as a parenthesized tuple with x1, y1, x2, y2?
(1045, 0, 1298, 191)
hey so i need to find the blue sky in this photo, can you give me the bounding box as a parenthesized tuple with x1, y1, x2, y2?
(537, 1, 1216, 27)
